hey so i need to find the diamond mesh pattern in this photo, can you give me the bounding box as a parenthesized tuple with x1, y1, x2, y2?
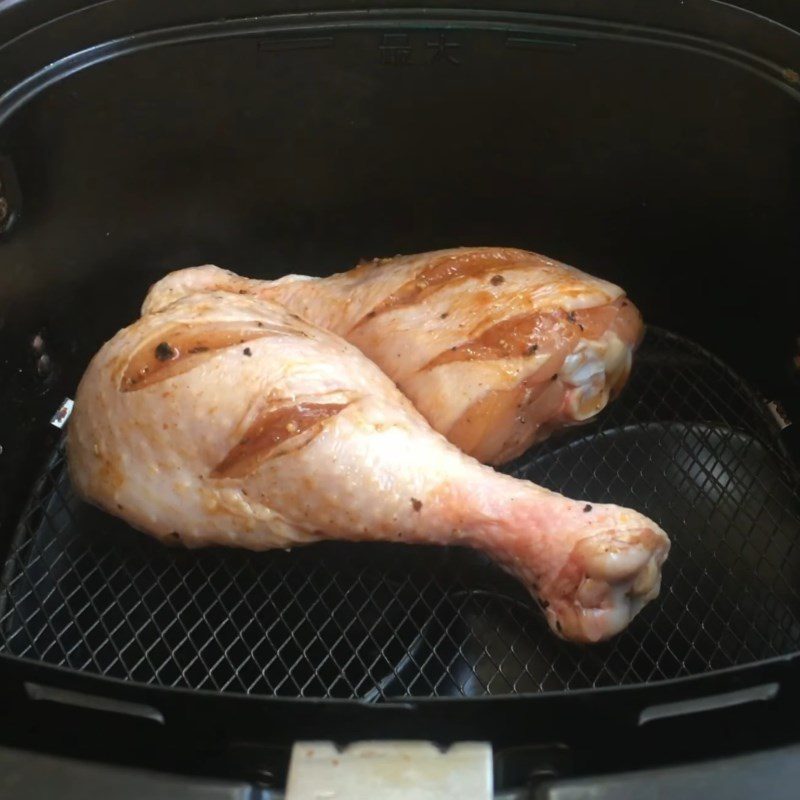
(1, 328, 799, 699)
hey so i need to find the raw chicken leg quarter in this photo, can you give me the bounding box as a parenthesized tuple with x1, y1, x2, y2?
(143, 247, 644, 465)
(68, 292, 669, 643)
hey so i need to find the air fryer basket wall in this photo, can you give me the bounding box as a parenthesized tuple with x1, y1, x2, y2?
(1, 0, 800, 781)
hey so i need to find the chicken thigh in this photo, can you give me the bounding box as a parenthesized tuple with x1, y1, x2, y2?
(143, 248, 643, 465)
(69, 291, 668, 642)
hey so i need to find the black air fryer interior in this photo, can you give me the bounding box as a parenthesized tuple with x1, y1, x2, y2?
(1, 0, 800, 759)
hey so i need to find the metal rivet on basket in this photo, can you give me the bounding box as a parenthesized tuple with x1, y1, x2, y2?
(51, 398, 74, 428)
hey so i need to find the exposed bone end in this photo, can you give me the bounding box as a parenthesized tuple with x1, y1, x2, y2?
(543, 526, 670, 643)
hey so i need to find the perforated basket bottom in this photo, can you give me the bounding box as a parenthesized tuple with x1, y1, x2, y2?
(1, 328, 799, 699)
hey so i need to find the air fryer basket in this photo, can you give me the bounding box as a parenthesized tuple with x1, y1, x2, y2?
(1, 0, 800, 770)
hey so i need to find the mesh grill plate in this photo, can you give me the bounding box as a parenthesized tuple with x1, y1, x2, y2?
(1, 328, 799, 699)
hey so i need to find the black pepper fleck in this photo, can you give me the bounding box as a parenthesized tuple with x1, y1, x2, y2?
(567, 311, 576, 323)
(411, 498, 423, 512)
(551, 374, 558, 381)
(155, 342, 177, 361)
(243, 347, 252, 356)
(526, 343, 538, 355)
(583, 504, 592, 512)
(440, 312, 449, 319)
(490, 274, 505, 286)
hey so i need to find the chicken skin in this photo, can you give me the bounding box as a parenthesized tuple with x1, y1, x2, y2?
(143, 247, 643, 464)
(69, 291, 668, 642)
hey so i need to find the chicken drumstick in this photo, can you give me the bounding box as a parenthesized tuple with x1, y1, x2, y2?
(143, 247, 643, 465)
(69, 291, 668, 642)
